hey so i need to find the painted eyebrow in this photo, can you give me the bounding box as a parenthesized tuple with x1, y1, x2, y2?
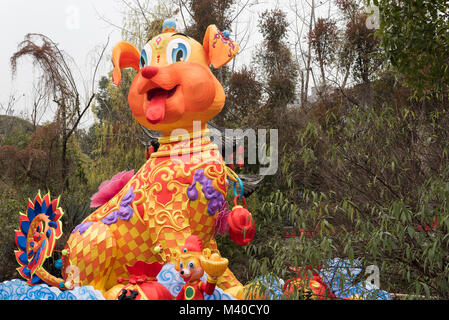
(171, 33, 190, 38)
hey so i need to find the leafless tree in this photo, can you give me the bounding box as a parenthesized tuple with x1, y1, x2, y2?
(10, 33, 108, 192)
(95, 0, 178, 48)
(0, 93, 20, 117)
(289, 0, 319, 107)
(28, 82, 49, 130)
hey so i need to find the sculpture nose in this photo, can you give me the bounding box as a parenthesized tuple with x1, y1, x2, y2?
(141, 66, 159, 79)
(180, 270, 184, 275)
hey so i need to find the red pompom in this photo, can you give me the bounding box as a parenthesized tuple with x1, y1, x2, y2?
(227, 202, 255, 246)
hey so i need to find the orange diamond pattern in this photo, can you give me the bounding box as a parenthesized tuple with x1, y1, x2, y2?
(64, 138, 244, 296)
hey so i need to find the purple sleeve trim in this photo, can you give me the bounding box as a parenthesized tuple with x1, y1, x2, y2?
(187, 169, 225, 216)
(72, 221, 93, 235)
(101, 187, 135, 225)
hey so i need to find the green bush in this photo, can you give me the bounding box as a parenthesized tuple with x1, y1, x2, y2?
(244, 99, 449, 299)
(0, 188, 25, 282)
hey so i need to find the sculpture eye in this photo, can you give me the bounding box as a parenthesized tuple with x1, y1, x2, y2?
(140, 43, 153, 68)
(166, 38, 191, 64)
(179, 262, 183, 269)
(188, 261, 194, 269)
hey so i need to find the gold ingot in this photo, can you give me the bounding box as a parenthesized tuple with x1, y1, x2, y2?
(200, 254, 229, 277)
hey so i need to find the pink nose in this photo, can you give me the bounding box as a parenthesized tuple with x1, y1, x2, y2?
(141, 66, 159, 79)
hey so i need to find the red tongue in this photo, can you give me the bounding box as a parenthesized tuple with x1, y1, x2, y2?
(146, 90, 168, 124)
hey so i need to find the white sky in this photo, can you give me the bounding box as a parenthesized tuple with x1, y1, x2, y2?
(0, 0, 335, 129)
(0, 0, 124, 128)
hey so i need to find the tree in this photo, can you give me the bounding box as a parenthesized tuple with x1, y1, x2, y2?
(10, 33, 107, 192)
(369, 0, 449, 97)
(88, 70, 147, 189)
(256, 9, 298, 121)
(29, 82, 49, 131)
(220, 66, 263, 127)
(182, 0, 236, 43)
(308, 17, 338, 88)
(337, 1, 383, 108)
(242, 0, 449, 299)
(121, 0, 179, 46)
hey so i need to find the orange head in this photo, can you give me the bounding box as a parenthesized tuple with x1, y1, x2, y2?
(111, 20, 239, 136)
(174, 235, 205, 283)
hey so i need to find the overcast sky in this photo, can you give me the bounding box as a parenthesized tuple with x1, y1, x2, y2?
(0, 0, 333, 129)
(0, 0, 125, 127)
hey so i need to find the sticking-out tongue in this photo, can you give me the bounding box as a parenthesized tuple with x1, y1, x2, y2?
(146, 90, 168, 124)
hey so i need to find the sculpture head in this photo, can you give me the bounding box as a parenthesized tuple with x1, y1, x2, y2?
(111, 20, 239, 136)
(174, 235, 205, 283)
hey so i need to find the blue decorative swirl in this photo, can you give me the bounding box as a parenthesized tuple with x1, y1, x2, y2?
(157, 263, 236, 300)
(2, 263, 237, 300)
(0, 279, 105, 300)
(320, 258, 392, 300)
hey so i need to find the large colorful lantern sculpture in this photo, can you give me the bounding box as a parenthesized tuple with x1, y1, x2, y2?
(13, 20, 257, 300)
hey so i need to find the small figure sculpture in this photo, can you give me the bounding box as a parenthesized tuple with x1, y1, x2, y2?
(175, 235, 228, 300)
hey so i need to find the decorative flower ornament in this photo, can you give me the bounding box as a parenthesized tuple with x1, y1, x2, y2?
(15, 191, 64, 285)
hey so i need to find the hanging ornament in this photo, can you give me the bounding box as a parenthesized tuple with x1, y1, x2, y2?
(227, 178, 255, 246)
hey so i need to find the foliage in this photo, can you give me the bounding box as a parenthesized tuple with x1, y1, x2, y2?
(339, 4, 383, 86)
(0, 115, 34, 149)
(184, 0, 235, 43)
(121, 0, 178, 47)
(369, 0, 449, 96)
(309, 17, 338, 84)
(10, 33, 104, 192)
(244, 88, 449, 298)
(218, 67, 263, 128)
(256, 9, 298, 117)
(2, 0, 449, 301)
(0, 187, 24, 282)
(87, 70, 146, 190)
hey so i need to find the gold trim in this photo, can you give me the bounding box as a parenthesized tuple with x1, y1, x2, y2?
(158, 129, 210, 144)
(225, 166, 239, 182)
(150, 144, 218, 158)
(207, 276, 218, 284)
(185, 285, 196, 300)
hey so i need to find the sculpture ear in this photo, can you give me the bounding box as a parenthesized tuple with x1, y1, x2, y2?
(203, 25, 239, 69)
(112, 41, 140, 86)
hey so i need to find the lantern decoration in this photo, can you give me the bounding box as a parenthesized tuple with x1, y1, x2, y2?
(5, 19, 253, 300)
(226, 176, 256, 246)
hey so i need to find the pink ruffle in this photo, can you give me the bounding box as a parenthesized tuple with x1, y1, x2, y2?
(90, 170, 135, 208)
